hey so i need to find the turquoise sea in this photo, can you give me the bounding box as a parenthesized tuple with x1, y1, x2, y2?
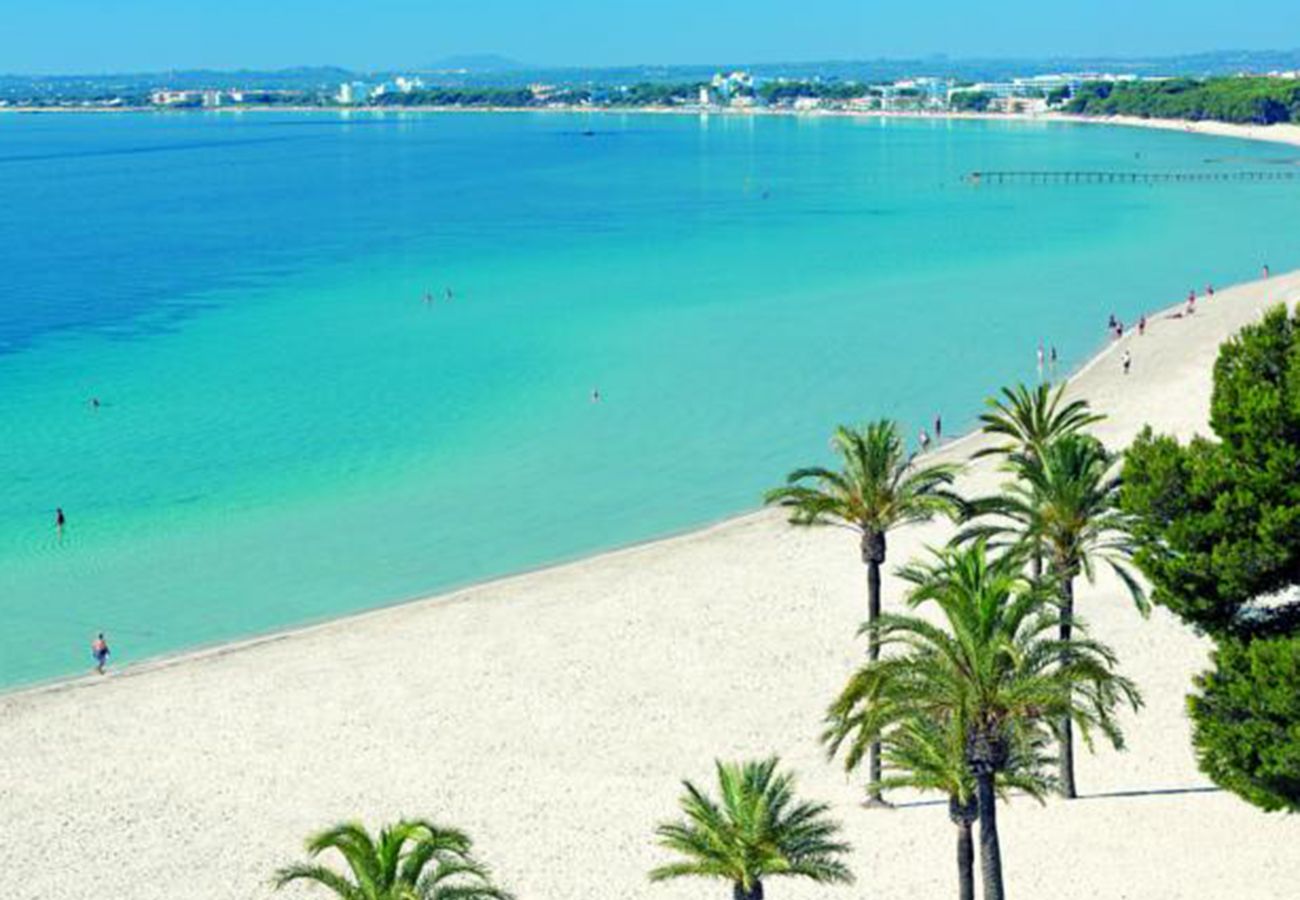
(3, 111, 1298, 687)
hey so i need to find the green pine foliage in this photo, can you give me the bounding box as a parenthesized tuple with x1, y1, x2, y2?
(1190, 635, 1300, 813)
(1122, 305, 1300, 639)
(1066, 77, 1300, 125)
(1122, 304, 1300, 813)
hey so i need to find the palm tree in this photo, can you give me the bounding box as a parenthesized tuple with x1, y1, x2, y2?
(273, 819, 512, 900)
(959, 434, 1148, 798)
(649, 757, 853, 900)
(826, 542, 1140, 900)
(825, 709, 1054, 900)
(975, 382, 1103, 461)
(974, 383, 1104, 580)
(765, 419, 962, 802)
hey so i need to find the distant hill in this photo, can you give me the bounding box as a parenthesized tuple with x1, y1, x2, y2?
(422, 54, 526, 73)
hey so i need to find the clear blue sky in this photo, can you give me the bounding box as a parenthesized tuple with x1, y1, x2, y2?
(5, 0, 1299, 74)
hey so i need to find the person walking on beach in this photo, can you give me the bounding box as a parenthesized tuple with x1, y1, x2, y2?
(1036, 342, 1045, 379)
(1139, 314, 1147, 336)
(918, 427, 931, 453)
(1122, 349, 1132, 376)
(91, 633, 110, 675)
(1206, 283, 1214, 297)
(1187, 293, 1196, 316)
(1263, 264, 1271, 278)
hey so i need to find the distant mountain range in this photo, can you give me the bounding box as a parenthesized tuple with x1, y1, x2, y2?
(4, 49, 1300, 100)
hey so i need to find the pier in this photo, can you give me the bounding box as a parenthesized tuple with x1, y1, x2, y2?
(967, 169, 1298, 185)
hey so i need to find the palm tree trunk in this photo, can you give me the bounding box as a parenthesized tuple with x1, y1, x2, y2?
(863, 535, 886, 805)
(975, 769, 1005, 900)
(1058, 573, 1077, 799)
(955, 814, 975, 900)
(733, 879, 764, 900)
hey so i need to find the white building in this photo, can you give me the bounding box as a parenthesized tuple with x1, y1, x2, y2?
(150, 90, 200, 107)
(336, 82, 370, 105)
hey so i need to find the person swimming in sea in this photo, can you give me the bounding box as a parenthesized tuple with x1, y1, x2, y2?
(445, 286, 454, 302)
(56, 507, 66, 533)
(591, 388, 601, 403)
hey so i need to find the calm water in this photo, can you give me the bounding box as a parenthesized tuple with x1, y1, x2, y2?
(2, 111, 1297, 686)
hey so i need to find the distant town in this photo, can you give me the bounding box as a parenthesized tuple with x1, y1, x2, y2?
(4, 51, 1300, 124)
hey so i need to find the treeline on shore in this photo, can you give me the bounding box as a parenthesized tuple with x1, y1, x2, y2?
(1066, 76, 1300, 124)
(371, 79, 897, 108)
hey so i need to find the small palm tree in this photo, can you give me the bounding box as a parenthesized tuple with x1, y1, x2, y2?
(960, 434, 1147, 797)
(765, 419, 962, 802)
(827, 542, 1140, 900)
(974, 383, 1104, 581)
(273, 819, 511, 900)
(649, 757, 853, 900)
(826, 710, 1054, 900)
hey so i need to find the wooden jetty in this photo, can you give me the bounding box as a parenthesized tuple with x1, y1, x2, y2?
(967, 170, 1298, 185)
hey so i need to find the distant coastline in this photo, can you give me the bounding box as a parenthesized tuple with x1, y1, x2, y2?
(8, 103, 1300, 149)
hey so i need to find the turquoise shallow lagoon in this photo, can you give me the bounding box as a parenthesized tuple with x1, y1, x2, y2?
(2, 111, 1298, 687)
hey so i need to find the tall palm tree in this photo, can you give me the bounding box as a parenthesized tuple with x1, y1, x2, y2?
(960, 434, 1147, 798)
(825, 709, 1054, 900)
(765, 418, 962, 802)
(974, 383, 1104, 580)
(826, 542, 1140, 900)
(273, 819, 512, 900)
(649, 757, 853, 900)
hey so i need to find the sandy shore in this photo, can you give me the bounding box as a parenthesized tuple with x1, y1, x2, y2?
(4, 268, 1300, 898)
(1048, 112, 1300, 149)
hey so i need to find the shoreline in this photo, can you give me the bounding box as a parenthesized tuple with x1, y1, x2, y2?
(6, 102, 1300, 148)
(6, 264, 1291, 701)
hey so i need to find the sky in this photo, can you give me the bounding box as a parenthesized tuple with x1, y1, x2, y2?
(3, 0, 1300, 74)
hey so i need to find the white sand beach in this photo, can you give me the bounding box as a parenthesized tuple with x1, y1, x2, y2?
(4, 271, 1300, 900)
(1048, 113, 1300, 149)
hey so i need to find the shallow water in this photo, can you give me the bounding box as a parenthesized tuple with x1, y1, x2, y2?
(2, 110, 1296, 686)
